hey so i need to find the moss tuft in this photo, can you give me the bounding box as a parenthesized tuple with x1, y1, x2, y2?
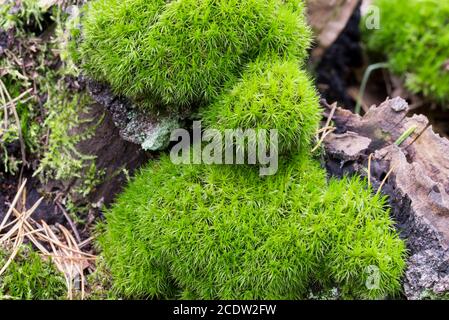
(77, 0, 312, 110)
(364, 0, 449, 103)
(100, 153, 406, 299)
(201, 57, 321, 155)
(91, 0, 407, 300)
(0, 245, 66, 300)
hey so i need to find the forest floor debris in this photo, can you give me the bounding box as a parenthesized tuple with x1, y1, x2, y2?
(0, 179, 96, 299)
(323, 97, 449, 299)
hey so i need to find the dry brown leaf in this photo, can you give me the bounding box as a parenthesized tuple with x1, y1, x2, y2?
(307, 0, 360, 60)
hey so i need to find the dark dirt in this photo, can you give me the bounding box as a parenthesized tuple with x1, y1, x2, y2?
(1, 26, 66, 231)
(0, 22, 61, 170)
(61, 99, 153, 207)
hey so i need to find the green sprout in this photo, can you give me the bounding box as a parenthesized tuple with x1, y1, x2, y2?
(395, 126, 417, 146)
(355, 62, 390, 115)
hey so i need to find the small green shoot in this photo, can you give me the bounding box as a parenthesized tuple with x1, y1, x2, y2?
(395, 126, 417, 146)
(355, 62, 390, 115)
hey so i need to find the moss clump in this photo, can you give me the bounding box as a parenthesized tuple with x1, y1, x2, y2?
(0, 246, 66, 300)
(201, 58, 320, 155)
(97, 0, 406, 299)
(37, 90, 99, 182)
(364, 0, 449, 103)
(100, 153, 405, 299)
(77, 0, 312, 110)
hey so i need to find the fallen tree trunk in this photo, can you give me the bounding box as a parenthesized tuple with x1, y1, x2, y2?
(323, 97, 449, 299)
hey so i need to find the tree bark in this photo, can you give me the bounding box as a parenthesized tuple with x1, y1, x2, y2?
(323, 97, 449, 299)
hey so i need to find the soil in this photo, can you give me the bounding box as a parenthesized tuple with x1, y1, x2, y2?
(0, 25, 65, 233)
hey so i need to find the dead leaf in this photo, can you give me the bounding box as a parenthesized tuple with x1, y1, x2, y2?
(307, 0, 360, 60)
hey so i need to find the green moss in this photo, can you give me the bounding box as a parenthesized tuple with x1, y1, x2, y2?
(0, 245, 66, 300)
(0, 0, 45, 31)
(37, 90, 98, 181)
(364, 0, 449, 103)
(35, 88, 106, 209)
(100, 153, 405, 299)
(56, 3, 83, 77)
(201, 57, 320, 155)
(90, 0, 407, 300)
(77, 0, 312, 110)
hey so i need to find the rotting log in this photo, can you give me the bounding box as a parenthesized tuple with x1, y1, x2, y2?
(323, 97, 449, 299)
(44, 100, 152, 207)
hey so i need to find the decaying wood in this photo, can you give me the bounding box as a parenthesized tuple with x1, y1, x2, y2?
(44, 100, 152, 207)
(323, 97, 449, 299)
